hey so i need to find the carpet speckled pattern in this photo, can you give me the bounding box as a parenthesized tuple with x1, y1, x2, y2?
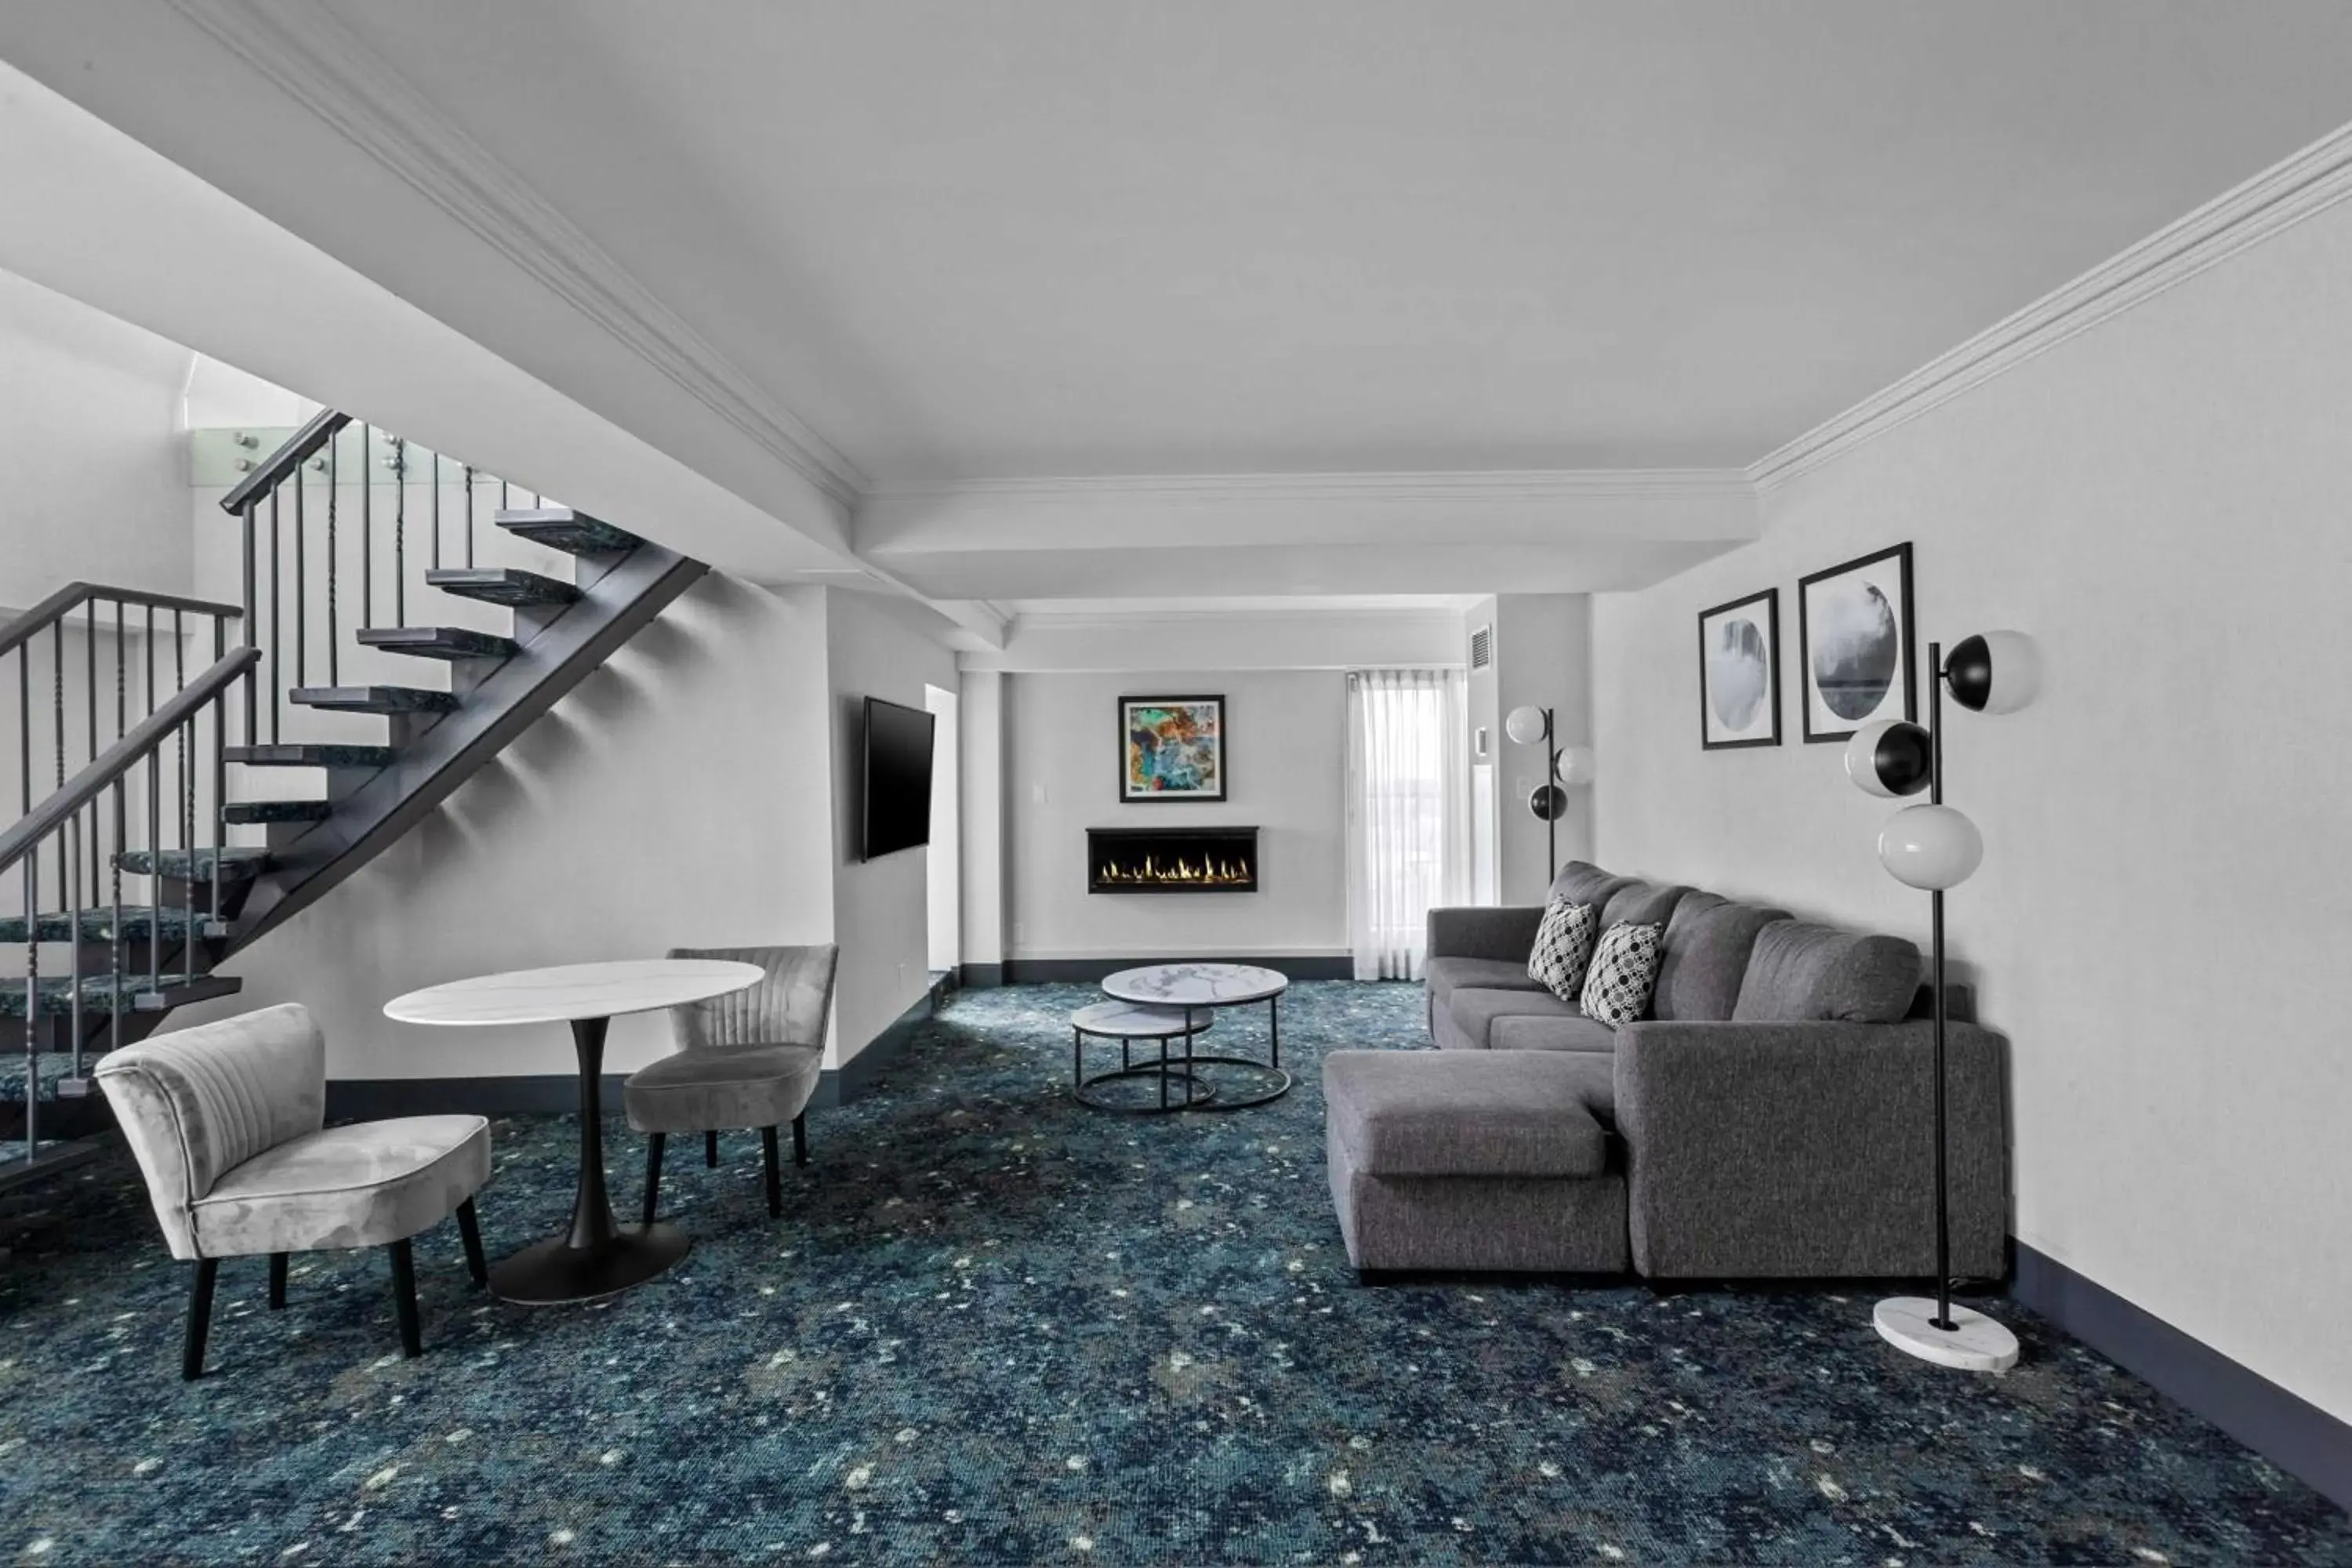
(2, 981, 2344, 1564)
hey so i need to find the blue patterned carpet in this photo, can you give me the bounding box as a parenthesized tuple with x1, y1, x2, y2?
(2, 982, 2345, 1563)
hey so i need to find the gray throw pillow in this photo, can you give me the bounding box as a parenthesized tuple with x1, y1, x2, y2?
(1580, 921, 1666, 1027)
(1526, 899, 1599, 1003)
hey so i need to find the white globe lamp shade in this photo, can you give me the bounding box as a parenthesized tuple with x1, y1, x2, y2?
(1554, 746, 1596, 786)
(1845, 720, 1933, 799)
(1944, 630, 2041, 715)
(1504, 706, 1551, 746)
(1878, 804, 1983, 891)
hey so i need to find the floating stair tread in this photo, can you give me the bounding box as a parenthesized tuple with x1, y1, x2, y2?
(495, 508, 641, 557)
(354, 626, 520, 662)
(222, 800, 332, 826)
(0, 973, 241, 1021)
(227, 744, 397, 770)
(289, 686, 459, 714)
(115, 847, 272, 880)
(425, 568, 579, 607)
(0, 906, 204, 945)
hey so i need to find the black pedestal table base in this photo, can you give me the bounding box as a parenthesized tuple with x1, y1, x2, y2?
(1071, 996, 1290, 1114)
(491, 1014, 691, 1305)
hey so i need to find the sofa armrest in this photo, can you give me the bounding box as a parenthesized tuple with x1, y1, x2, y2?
(1426, 906, 1546, 964)
(1613, 1019, 2009, 1279)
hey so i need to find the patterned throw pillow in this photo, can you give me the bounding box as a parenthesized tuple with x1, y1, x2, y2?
(1581, 921, 1667, 1027)
(1526, 899, 1600, 1003)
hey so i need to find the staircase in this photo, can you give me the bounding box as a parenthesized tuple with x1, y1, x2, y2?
(1, 413, 705, 1188)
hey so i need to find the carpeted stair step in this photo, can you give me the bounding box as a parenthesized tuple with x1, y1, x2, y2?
(289, 685, 459, 715)
(114, 846, 272, 881)
(0, 972, 241, 1020)
(355, 626, 520, 662)
(425, 567, 579, 608)
(222, 800, 331, 826)
(227, 744, 397, 770)
(0, 906, 206, 945)
(495, 507, 641, 557)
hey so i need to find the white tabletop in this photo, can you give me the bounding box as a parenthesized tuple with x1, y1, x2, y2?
(384, 959, 763, 1028)
(1070, 1000, 1216, 1037)
(1101, 963, 1290, 1008)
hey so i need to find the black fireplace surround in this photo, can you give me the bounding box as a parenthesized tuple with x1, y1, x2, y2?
(1087, 826, 1258, 894)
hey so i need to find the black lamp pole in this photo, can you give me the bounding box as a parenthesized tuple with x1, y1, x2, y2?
(1926, 641, 1954, 1334)
(1541, 706, 1559, 880)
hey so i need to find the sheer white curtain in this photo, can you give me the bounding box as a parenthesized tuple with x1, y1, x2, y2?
(1345, 668, 1471, 981)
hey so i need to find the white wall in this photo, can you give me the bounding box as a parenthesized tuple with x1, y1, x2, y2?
(826, 589, 958, 1063)
(1004, 670, 1347, 964)
(957, 669, 1008, 974)
(1486, 593, 1595, 905)
(924, 683, 960, 975)
(1590, 193, 2352, 1422)
(0, 268, 191, 610)
(172, 577, 837, 1078)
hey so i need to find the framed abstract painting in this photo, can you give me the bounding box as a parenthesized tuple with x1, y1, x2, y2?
(1119, 695, 1226, 802)
(1798, 543, 1916, 742)
(1697, 587, 1780, 750)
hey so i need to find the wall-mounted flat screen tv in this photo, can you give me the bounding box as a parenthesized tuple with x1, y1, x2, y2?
(861, 695, 936, 861)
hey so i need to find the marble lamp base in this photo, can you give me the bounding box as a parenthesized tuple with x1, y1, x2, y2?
(1874, 1297, 2021, 1372)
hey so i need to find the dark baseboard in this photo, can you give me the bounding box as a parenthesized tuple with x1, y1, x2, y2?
(327, 1075, 628, 1120)
(958, 962, 1005, 989)
(809, 989, 935, 1110)
(2012, 1240, 2350, 1512)
(1001, 954, 1356, 983)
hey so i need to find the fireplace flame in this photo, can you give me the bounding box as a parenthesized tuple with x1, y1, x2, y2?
(1098, 853, 1252, 887)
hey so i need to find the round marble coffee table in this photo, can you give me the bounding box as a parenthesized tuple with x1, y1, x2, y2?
(385, 958, 761, 1305)
(1069, 1000, 1217, 1113)
(1098, 963, 1291, 1109)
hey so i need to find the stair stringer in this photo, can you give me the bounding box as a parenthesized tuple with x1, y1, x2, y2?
(229, 540, 708, 949)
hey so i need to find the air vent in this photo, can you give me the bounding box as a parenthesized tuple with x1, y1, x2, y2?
(1469, 624, 1493, 670)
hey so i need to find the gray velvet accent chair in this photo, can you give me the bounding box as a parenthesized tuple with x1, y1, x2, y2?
(94, 1003, 492, 1380)
(626, 944, 838, 1224)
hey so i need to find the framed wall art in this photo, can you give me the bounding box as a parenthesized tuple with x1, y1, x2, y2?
(1697, 587, 1780, 750)
(1119, 694, 1226, 802)
(1798, 543, 1916, 743)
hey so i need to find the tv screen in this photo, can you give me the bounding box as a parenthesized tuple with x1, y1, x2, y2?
(861, 695, 936, 861)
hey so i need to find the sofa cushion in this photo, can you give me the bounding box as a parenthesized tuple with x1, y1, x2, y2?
(1654, 895, 1791, 1022)
(1323, 1051, 1607, 1178)
(1450, 985, 1584, 1050)
(1425, 955, 1547, 1005)
(1548, 862, 1621, 906)
(1600, 880, 1692, 929)
(1732, 920, 1922, 1024)
(1490, 1012, 1619, 1054)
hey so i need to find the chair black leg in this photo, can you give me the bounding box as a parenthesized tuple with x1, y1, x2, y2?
(387, 1239, 422, 1359)
(456, 1198, 488, 1288)
(267, 1253, 289, 1310)
(643, 1131, 666, 1228)
(793, 1111, 808, 1168)
(760, 1124, 782, 1218)
(183, 1258, 220, 1381)
(706, 1129, 720, 1168)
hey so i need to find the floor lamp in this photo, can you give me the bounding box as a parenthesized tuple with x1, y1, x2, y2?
(1504, 706, 1595, 886)
(1844, 630, 2039, 1374)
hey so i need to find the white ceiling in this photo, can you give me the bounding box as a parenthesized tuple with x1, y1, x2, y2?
(317, 0, 2352, 479)
(4, 2, 2350, 615)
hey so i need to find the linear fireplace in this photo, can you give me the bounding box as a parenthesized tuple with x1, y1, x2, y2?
(1087, 826, 1259, 894)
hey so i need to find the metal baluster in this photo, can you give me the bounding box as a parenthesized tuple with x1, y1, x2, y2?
(22, 849, 35, 1166)
(270, 488, 283, 743)
(176, 612, 191, 981)
(212, 619, 226, 935)
(147, 606, 160, 1001)
(111, 608, 125, 1058)
(327, 428, 340, 687)
(392, 437, 408, 625)
(67, 807, 83, 1081)
(464, 464, 477, 567)
(360, 424, 373, 633)
(241, 500, 258, 746)
(54, 622, 75, 1076)
(432, 451, 443, 571)
(295, 463, 308, 693)
(86, 604, 98, 902)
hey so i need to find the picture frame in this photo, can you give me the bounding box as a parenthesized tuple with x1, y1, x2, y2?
(1797, 543, 1917, 743)
(1118, 694, 1227, 802)
(1697, 587, 1781, 750)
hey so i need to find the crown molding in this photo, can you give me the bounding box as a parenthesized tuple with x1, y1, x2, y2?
(163, 0, 867, 506)
(864, 467, 1753, 506)
(1749, 121, 2352, 492)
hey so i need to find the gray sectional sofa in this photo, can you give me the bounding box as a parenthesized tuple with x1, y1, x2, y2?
(1325, 861, 2009, 1280)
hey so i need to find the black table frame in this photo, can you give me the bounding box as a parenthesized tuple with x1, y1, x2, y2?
(1072, 995, 1290, 1114)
